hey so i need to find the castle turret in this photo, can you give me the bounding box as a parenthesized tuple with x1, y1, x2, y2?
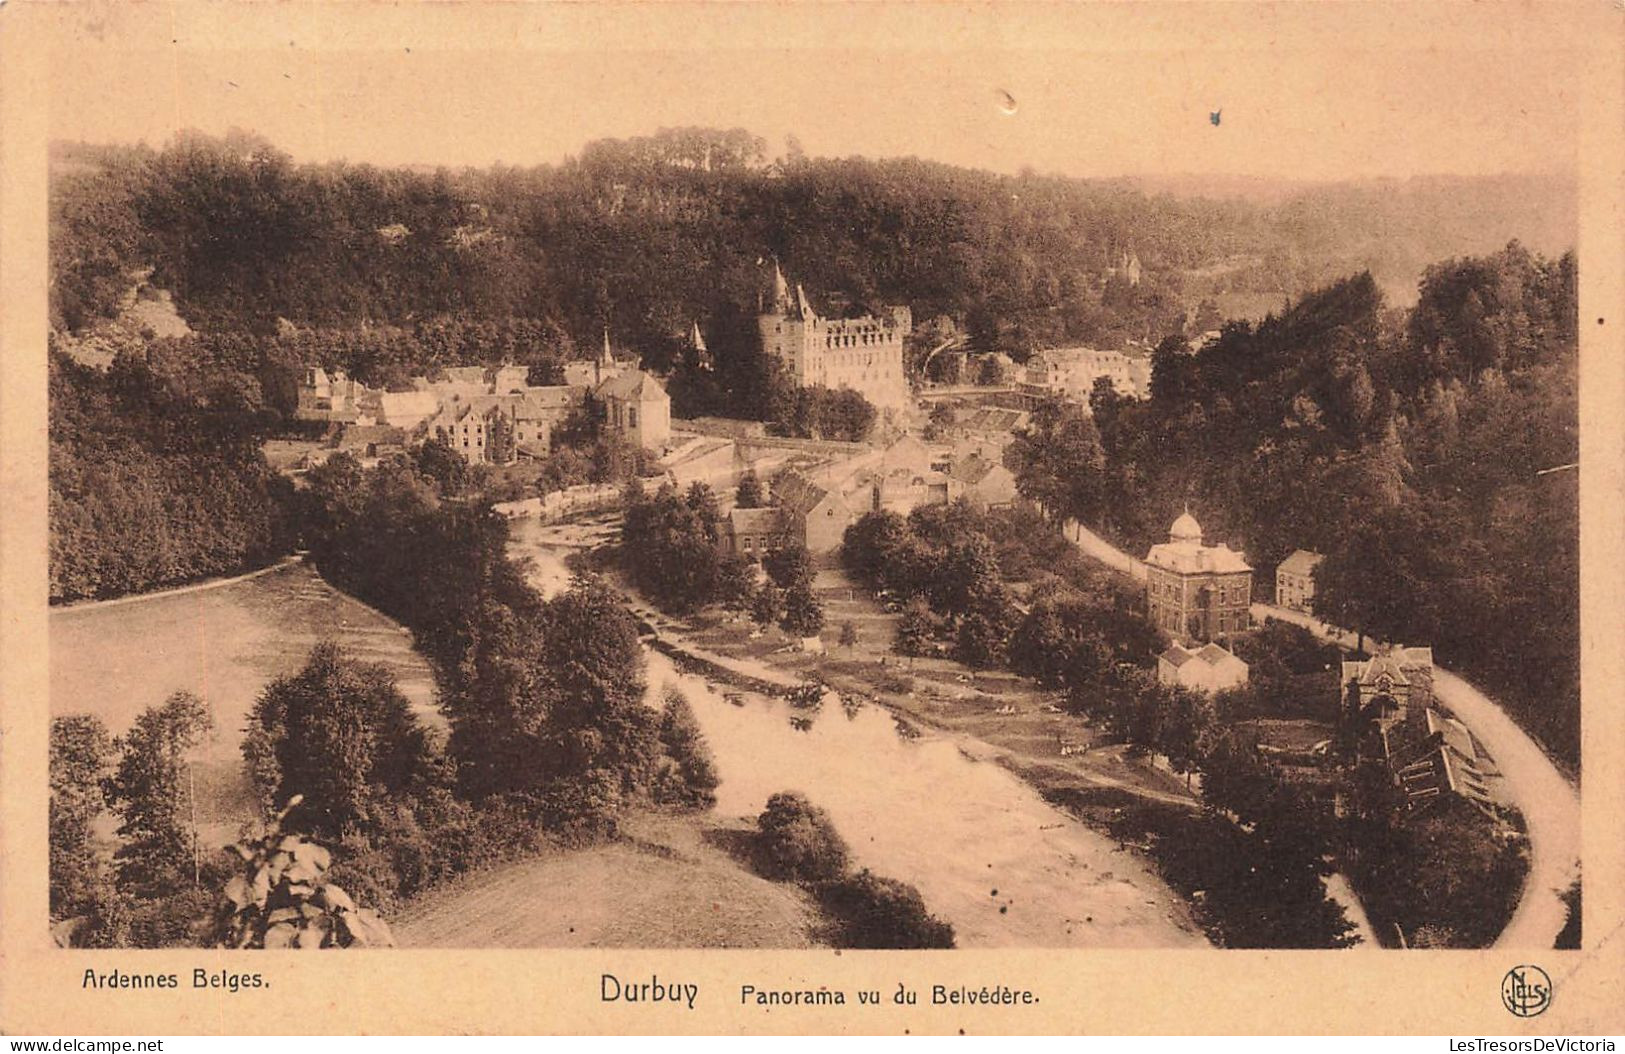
(772, 261, 792, 313)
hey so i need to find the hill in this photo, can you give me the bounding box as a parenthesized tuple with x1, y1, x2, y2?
(50, 131, 1575, 357)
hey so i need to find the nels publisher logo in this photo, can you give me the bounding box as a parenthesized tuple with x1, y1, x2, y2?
(1501, 965, 1553, 1018)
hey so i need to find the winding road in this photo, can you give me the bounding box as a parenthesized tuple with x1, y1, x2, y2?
(1062, 517, 1580, 949)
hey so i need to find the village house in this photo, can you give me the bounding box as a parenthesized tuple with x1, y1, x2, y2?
(723, 506, 784, 560)
(596, 368, 671, 451)
(1393, 709, 1499, 814)
(1156, 641, 1249, 693)
(1275, 549, 1324, 612)
(1342, 644, 1436, 732)
(297, 361, 567, 441)
(427, 388, 576, 465)
(295, 367, 369, 424)
(1145, 511, 1253, 642)
(1018, 346, 1152, 407)
(947, 452, 1019, 510)
(770, 467, 859, 554)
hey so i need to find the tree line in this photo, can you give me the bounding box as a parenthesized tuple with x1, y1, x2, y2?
(51, 132, 1572, 362)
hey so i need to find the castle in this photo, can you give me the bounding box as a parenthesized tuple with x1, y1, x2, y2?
(757, 263, 913, 412)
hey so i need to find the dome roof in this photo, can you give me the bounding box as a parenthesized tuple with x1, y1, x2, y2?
(1170, 511, 1203, 542)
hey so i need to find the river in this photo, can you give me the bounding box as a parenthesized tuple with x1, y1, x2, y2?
(508, 517, 1206, 948)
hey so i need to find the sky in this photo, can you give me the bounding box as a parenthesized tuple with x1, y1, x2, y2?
(43, 2, 1585, 183)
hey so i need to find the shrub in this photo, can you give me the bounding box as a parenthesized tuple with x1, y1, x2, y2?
(74, 883, 134, 949)
(755, 792, 849, 883)
(821, 869, 956, 949)
(325, 842, 403, 916)
(654, 689, 720, 809)
(535, 769, 624, 846)
(213, 796, 395, 949)
(129, 885, 218, 948)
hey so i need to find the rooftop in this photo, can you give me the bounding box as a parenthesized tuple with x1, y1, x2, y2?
(1278, 549, 1325, 576)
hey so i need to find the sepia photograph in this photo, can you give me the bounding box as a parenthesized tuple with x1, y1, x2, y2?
(4, 0, 1622, 1037)
(35, 4, 1588, 960)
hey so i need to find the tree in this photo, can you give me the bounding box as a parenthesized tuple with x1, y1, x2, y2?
(755, 792, 849, 883)
(781, 578, 826, 638)
(414, 434, 470, 495)
(50, 714, 114, 919)
(821, 870, 956, 949)
(750, 581, 784, 628)
(104, 692, 213, 899)
(620, 482, 723, 613)
(838, 620, 859, 653)
(246, 642, 439, 839)
(893, 600, 936, 661)
(534, 576, 659, 800)
(1004, 397, 1107, 524)
(735, 469, 764, 509)
(762, 539, 813, 592)
(715, 552, 758, 610)
(653, 689, 720, 809)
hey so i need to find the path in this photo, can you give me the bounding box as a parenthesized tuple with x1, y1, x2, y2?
(1048, 516, 1578, 948)
(51, 554, 304, 614)
(1324, 872, 1381, 948)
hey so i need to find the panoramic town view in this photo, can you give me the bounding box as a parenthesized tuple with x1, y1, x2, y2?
(46, 105, 1580, 951)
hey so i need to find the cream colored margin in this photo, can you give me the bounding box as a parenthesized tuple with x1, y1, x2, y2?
(1, 1, 1622, 1036)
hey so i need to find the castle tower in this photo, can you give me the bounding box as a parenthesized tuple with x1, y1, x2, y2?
(771, 260, 792, 313)
(756, 265, 913, 412)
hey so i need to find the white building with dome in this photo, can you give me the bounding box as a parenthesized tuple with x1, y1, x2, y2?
(1145, 510, 1253, 642)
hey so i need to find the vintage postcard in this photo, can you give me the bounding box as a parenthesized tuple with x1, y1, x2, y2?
(1, 0, 1622, 1036)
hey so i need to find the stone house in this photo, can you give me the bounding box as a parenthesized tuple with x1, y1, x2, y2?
(1145, 511, 1253, 642)
(1275, 549, 1324, 612)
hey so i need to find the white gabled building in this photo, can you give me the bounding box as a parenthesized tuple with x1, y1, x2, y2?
(1156, 641, 1249, 693)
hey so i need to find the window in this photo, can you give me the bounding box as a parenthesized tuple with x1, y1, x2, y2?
(629, 406, 638, 428)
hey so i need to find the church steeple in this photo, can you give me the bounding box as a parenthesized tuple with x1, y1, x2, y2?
(689, 321, 712, 370)
(596, 328, 617, 385)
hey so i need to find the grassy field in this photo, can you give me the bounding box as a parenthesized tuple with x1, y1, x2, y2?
(50, 560, 440, 843)
(393, 812, 825, 948)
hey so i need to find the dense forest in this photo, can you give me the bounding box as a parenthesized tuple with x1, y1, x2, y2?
(51, 129, 1573, 364)
(1011, 243, 1579, 768)
(49, 347, 298, 602)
